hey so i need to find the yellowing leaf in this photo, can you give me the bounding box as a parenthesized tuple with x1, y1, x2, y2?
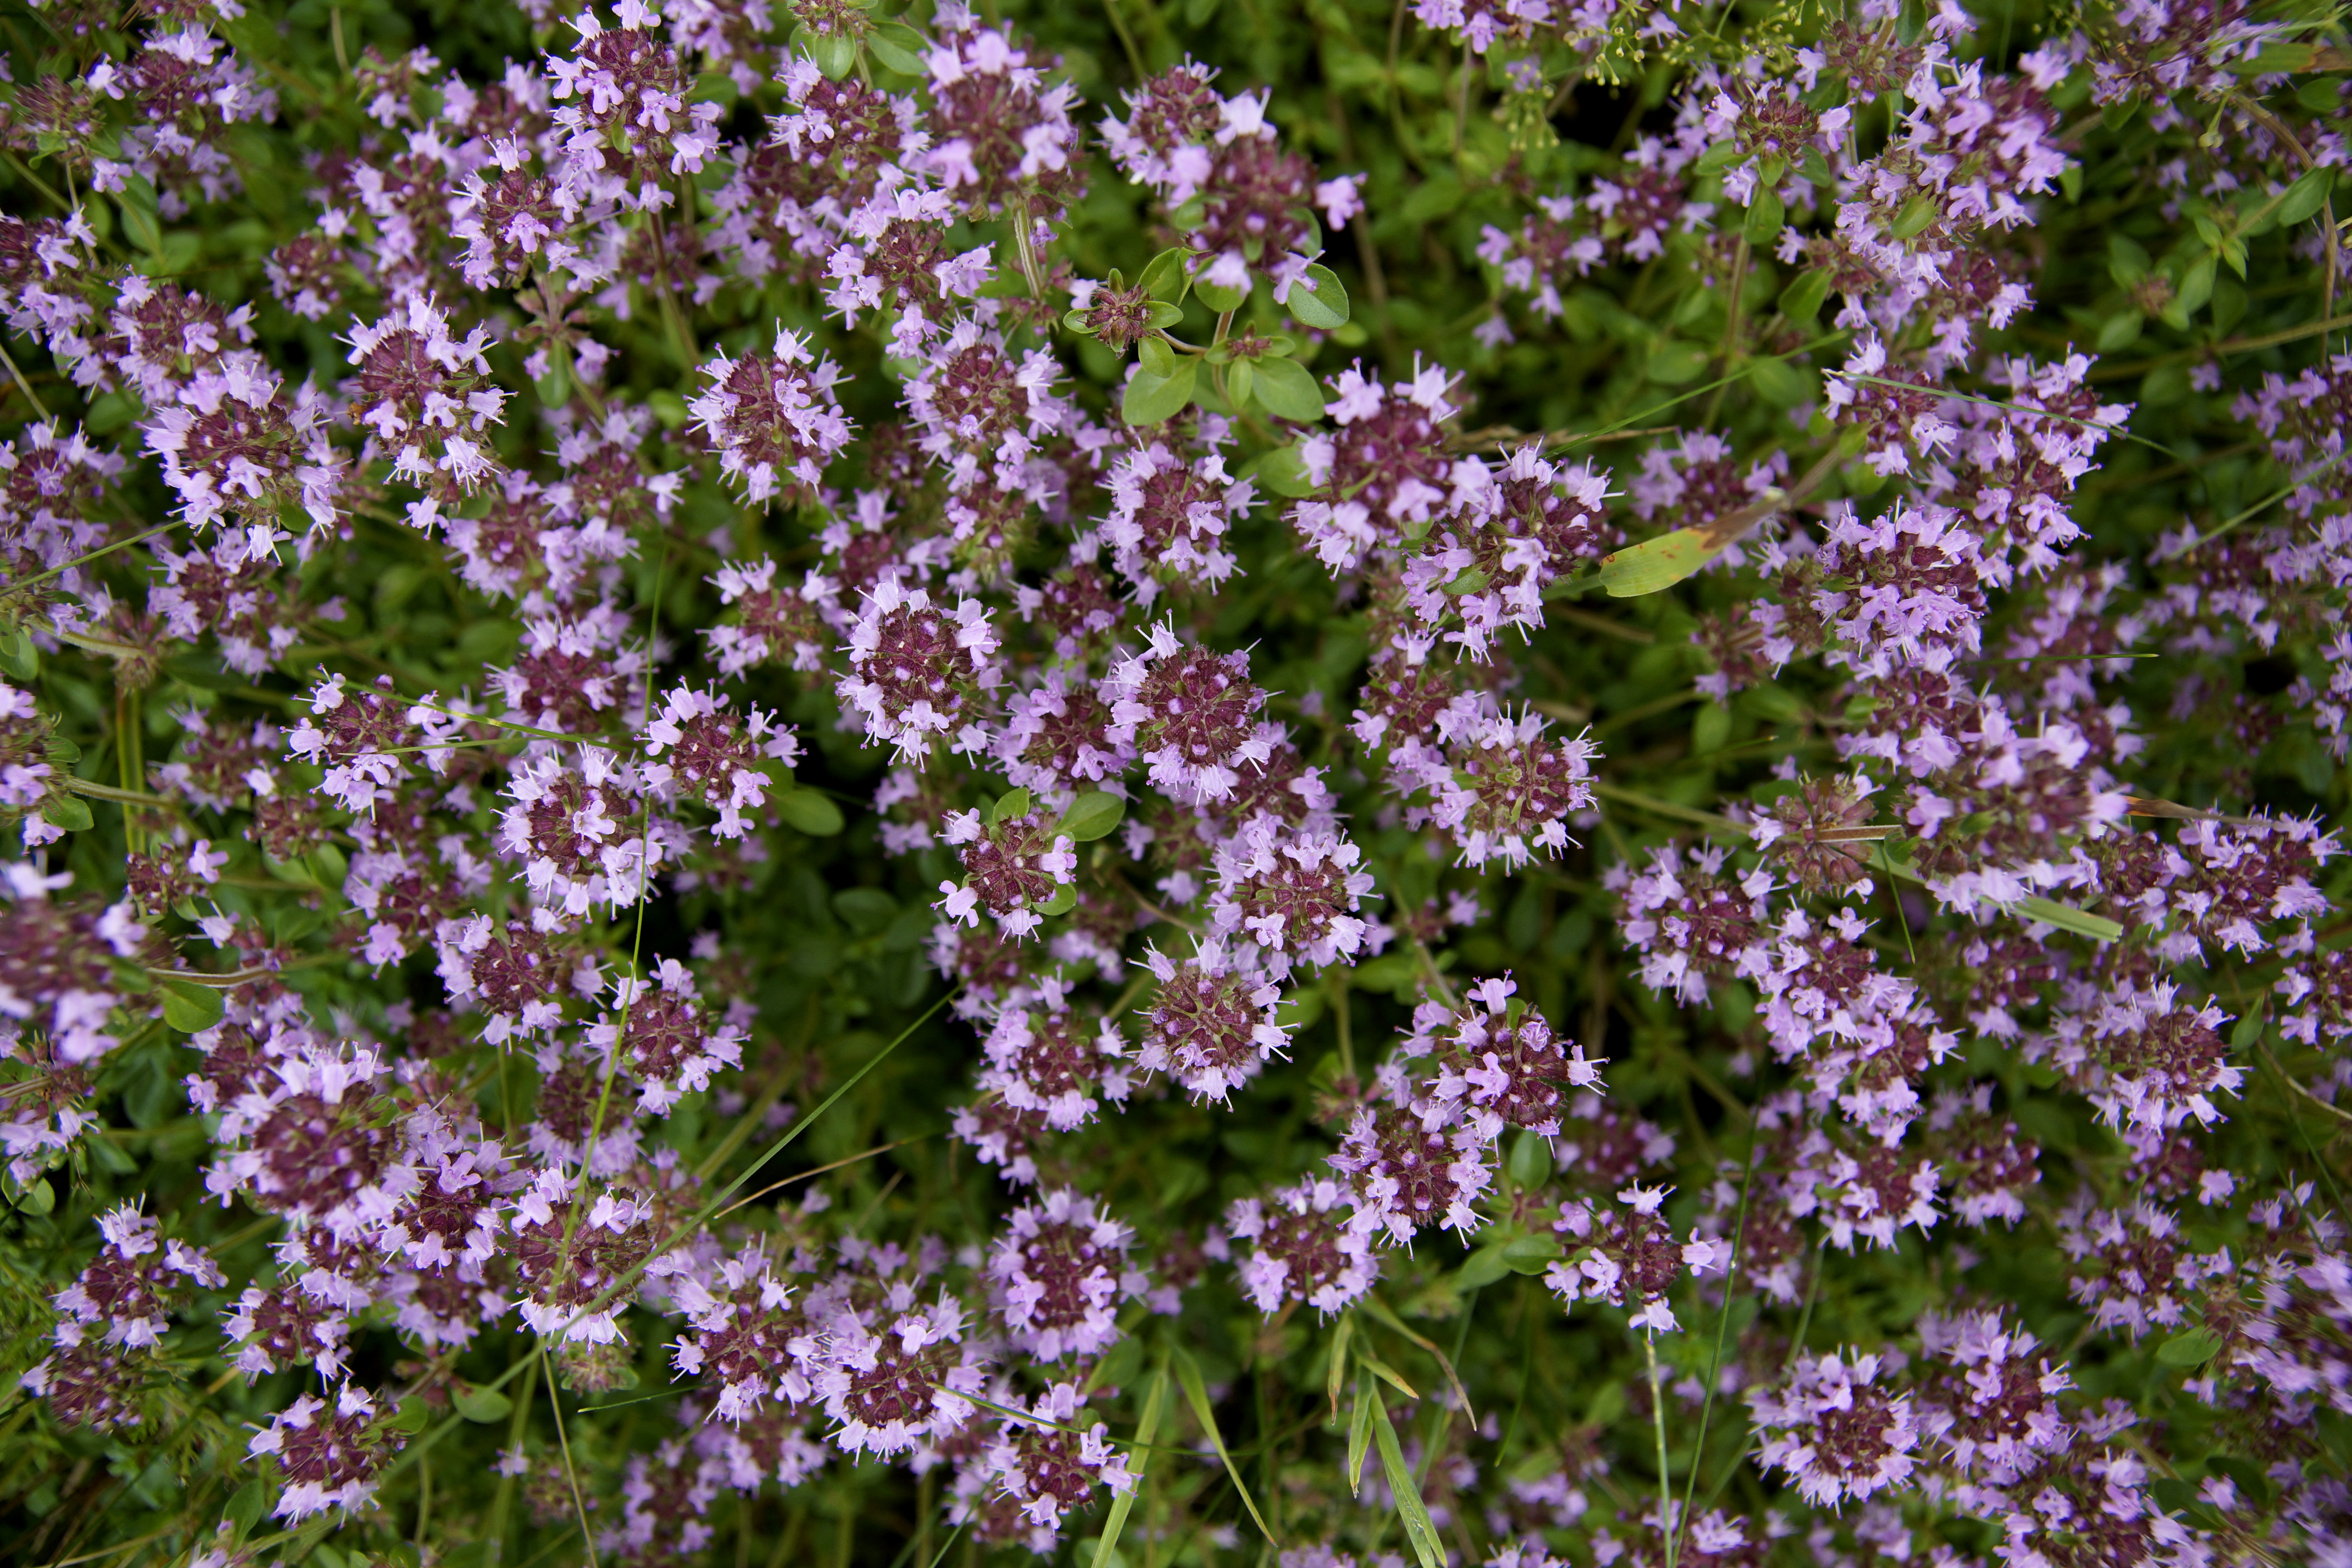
(1599, 528, 1723, 597)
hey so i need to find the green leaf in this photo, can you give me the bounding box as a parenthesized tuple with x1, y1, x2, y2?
(1138, 247, 1190, 303)
(1122, 357, 1200, 426)
(2229, 42, 2316, 73)
(1192, 274, 1248, 314)
(11, 1175, 54, 1215)
(2108, 233, 2151, 287)
(456, 1386, 514, 1423)
(1145, 301, 1185, 329)
(778, 789, 845, 836)
(1778, 268, 1831, 325)
(1456, 1244, 1511, 1290)
(1325, 1314, 1354, 1417)
(389, 1399, 433, 1434)
(2095, 310, 2144, 353)
(308, 842, 349, 890)
(1250, 356, 1328, 423)
(2157, 1327, 2225, 1368)
(1091, 1364, 1168, 1568)
(1346, 1372, 1376, 1495)
(1693, 701, 1733, 753)
(2014, 896, 2124, 944)
(1172, 1347, 1281, 1547)
(1599, 528, 1723, 597)
(1138, 336, 1178, 378)
(1508, 1131, 1552, 1188)
(865, 20, 929, 75)
(1693, 139, 1740, 174)
(2172, 254, 2217, 321)
(154, 232, 201, 276)
(1252, 444, 1316, 498)
(1370, 1390, 1446, 1568)
(535, 361, 572, 408)
(43, 793, 93, 832)
(647, 390, 690, 430)
(1056, 791, 1125, 842)
(1749, 355, 1811, 408)
(2139, 362, 2192, 407)
(1361, 1353, 1419, 1401)
(1743, 187, 1785, 246)
(119, 200, 165, 258)
(1288, 263, 1350, 330)
(84, 390, 139, 438)
(1063, 309, 1098, 336)
(1501, 1234, 1563, 1274)
(1889, 193, 1941, 241)
(991, 786, 1033, 826)
(1227, 357, 1254, 412)
(1646, 340, 1708, 385)
(0, 628, 32, 681)
(2230, 1012, 2266, 1048)
(225, 1479, 270, 1539)
(795, 25, 859, 79)
(2276, 167, 2336, 230)
(1034, 882, 1079, 918)
(159, 976, 226, 1033)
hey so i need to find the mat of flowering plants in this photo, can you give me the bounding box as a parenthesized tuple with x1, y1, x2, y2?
(1, 0, 2350, 1564)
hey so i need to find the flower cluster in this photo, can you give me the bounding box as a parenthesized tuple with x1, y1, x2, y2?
(4, 2, 2350, 1565)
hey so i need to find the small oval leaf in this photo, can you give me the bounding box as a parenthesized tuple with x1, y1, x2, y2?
(1138, 246, 1190, 303)
(1056, 791, 1125, 842)
(1456, 1245, 1511, 1291)
(1500, 1234, 1564, 1274)
(2276, 166, 2335, 229)
(1249, 356, 1328, 423)
(1252, 444, 1315, 498)
(1598, 528, 1724, 597)
(159, 976, 226, 1033)
(456, 1385, 515, 1423)
(778, 789, 846, 836)
(864, 20, 929, 75)
(1191, 274, 1247, 314)
(1122, 357, 1200, 426)
(225, 1478, 270, 1538)
(1288, 263, 1350, 330)
(1779, 267, 1831, 325)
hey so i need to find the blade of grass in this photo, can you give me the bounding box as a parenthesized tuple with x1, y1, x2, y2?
(1674, 1141, 1755, 1566)
(1347, 1372, 1375, 1496)
(1090, 1361, 1169, 1568)
(1644, 1329, 1674, 1568)
(1171, 1346, 1280, 1549)
(542, 1348, 600, 1568)
(1368, 1389, 1446, 1568)
(1359, 1292, 1476, 1421)
(485, 1354, 540, 1565)
(1325, 1313, 1354, 1421)
(1359, 1352, 1420, 1401)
